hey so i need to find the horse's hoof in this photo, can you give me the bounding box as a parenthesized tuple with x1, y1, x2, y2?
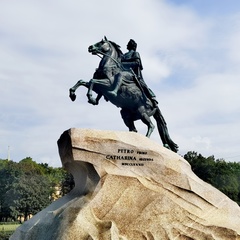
(69, 89, 76, 101)
(69, 93, 76, 101)
(163, 144, 171, 150)
(87, 96, 97, 105)
(88, 99, 97, 105)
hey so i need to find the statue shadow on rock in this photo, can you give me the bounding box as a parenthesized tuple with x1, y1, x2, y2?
(69, 36, 178, 153)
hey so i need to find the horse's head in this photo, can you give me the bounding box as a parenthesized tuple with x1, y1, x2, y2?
(88, 36, 111, 55)
(88, 36, 123, 58)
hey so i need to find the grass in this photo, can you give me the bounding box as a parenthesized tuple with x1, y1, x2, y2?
(0, 224, 21, 240)
(0, 224, 20, 232)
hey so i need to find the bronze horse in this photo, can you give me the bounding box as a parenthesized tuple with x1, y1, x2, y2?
(69, 37, 178, 152)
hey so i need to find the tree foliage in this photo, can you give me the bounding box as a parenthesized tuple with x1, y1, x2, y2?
(1, 151, 239, 223)
(0, 158, 74, 222)
(184, 151, 240, 205)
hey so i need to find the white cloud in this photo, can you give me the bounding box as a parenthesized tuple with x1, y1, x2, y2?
(0, 0, 240, 166)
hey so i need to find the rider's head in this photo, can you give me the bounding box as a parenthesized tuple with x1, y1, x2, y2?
(127, 39, 137, 51)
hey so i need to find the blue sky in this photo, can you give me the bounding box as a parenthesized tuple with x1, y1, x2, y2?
(1, 0, 240, 166)
(168, 0, 240, 16)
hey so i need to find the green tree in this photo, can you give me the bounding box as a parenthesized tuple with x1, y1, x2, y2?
(0, 158, 74, 222)
(211, 160, 240, 203)
(184, 151, 215, 182)
(61, 171, 74, 196)
(5, 174, 51, 221)
(18, 157, 45, 175)
(39, 163, 74, 199)
(184, 152, 240, 205)
(0, 160, 23, 222)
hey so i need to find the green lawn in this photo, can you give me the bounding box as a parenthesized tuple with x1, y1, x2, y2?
(0, 224, 20, 240)
(0, 224, 20, 232)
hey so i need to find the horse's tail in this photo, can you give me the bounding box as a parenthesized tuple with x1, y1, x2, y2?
(153, 107, 179, 153)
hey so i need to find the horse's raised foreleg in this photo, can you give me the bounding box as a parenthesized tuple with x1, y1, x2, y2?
(86, 79, 97, 104)
(87, 92, 102, 105)
(69, 80, 89, 101)
(87, 78, 111, 105)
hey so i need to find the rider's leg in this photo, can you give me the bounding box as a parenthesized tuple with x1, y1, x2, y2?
(138, 78, 158, 107)
(149, 92, 158, 107)
(141, 85, 158, 107)
(108, 73, 123, 97)
(148, 87, 158, 106)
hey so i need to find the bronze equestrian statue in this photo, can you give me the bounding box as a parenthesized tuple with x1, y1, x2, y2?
(69, 37, 178, 152)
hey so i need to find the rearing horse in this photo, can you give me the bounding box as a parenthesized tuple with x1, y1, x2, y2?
(69, 37, 178, 152)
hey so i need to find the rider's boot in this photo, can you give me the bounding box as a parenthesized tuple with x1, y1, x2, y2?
(109, 88, 118, 97)
(151, 97, 158, 108)
(146, 88, 158, 108)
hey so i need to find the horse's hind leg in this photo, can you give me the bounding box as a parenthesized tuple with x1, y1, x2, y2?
(120, 109, 137, 133)
(139, 107, 155, 137)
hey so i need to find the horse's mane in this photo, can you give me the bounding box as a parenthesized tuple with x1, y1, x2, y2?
(109, 40, 123, 59)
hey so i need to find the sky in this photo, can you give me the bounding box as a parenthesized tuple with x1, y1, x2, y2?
(1, 0, 240, 167)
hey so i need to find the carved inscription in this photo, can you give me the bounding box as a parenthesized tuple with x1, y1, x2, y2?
(106, 148, 153, 166)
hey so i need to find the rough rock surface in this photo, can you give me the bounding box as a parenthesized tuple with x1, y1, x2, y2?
(11, 128, 240, 240)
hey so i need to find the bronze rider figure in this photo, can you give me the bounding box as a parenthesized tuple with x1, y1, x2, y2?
(109, 39, 158, 107)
